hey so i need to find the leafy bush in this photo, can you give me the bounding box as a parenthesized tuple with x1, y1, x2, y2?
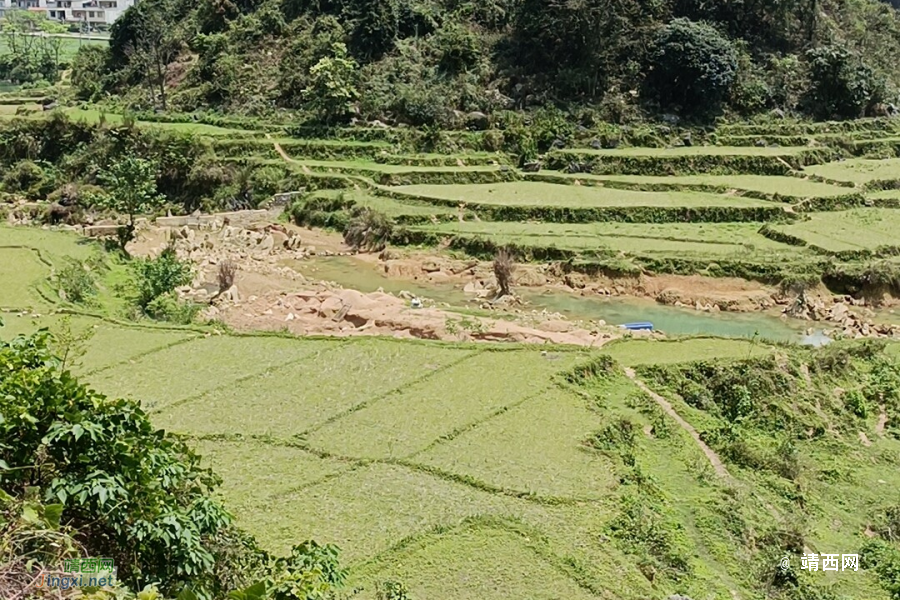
(803, 45, 884, 120)
(588, 417, 637, 466)
(2, 160, 55, 199)
(433, 21, 481, 75)
(376, 580, 411, 600)
(343, 207, 394, 251)
(873, 504, 900, 543)
(144, 292, 202, 325)
(46, 183, 107, 208)
(645, 18, 738, 118)
(608, 491, 692, 581)
(864, 357, 900, 409)
(844, 388, 869, 418)
(269, 540, 347, 600)
(0, 332, 232, 595)
(131, 247, 193, 313)
(860, 539, 900, 599)
(0, 490, 79, 600)
(56, 259, 98, 305)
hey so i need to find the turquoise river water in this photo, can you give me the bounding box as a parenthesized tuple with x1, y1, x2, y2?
(287, 256, 825, 344)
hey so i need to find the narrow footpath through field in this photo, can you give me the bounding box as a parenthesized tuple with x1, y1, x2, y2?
(623, 366, 730, 478)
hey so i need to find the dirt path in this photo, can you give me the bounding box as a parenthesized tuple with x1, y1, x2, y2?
(876, 404, 887, 436)
(266, 133, 297, 164)
(623, 366, 730, 478)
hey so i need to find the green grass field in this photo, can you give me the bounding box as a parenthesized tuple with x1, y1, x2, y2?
(0, 35, 107, 62)
(771, 208, 900, 252)
(408, 220, 801, 259)
(545, 173, 854, 198)
(804, 158, 900, 184)
(392, 181, 777, 208)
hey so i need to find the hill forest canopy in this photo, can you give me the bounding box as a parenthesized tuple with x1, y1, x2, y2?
(73, 0, 900, 124)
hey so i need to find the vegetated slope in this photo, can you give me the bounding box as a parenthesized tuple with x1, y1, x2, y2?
(3, 228, 900, 599)
(75, 0, 900, 126)
(29, 314, 900, 600)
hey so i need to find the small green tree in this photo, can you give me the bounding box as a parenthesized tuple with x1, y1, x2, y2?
(269, 540, 347, 600)
(71, 45, 112, 101)
(99, 156, 166, 252)
(303, 42, 359, 124)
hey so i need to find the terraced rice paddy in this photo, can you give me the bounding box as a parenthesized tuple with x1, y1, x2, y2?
(406, 221, 803, 259)
(556, 145, 814, 157)
(803, 158, 900, 184)
(392, 182, 777, 208)
(540, 173, 854, 198)
(6, 111, 900, 598)
(771, 208, 900, 252)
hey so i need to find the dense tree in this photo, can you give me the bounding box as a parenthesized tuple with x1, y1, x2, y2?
(645, 18, 738, 117)
(71, 45, 111, 101)
(303, 42, 359, 123)
(78, 0, 900, 123)
(803, 44, 884, 119)
(513, 0, 665, 98)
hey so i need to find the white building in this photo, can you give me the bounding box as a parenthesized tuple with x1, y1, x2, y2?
(0, 0, 135, 27)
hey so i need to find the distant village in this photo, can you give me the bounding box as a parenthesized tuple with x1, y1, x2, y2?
(0, 0, 131, 30)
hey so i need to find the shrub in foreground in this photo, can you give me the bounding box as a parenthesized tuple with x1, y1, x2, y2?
(0, 331, 231, 595)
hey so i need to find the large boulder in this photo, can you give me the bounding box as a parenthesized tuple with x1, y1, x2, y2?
(317, 296, 344, 319)
(465, 111, 490, 131)
(257, 234, 275, 253)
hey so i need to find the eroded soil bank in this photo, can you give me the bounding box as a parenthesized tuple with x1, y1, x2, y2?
(119, 211, 899, 344)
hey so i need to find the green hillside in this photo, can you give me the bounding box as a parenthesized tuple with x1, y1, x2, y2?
(64, 0, 900, 127)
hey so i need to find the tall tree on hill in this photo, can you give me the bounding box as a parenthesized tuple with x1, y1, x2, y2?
(110, 1, 179, 109)
(345, 0, 400, 60)
(512, 0, 664, 98)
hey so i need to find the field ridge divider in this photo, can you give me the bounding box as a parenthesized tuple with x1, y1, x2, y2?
(404, 386, 554, 459)
(294, 348, 485, 437)
(348, 514, 612, 597)
(184, 432, 594, 506)
(82, 333, 202, 378)
(147, 340, 348, 414)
